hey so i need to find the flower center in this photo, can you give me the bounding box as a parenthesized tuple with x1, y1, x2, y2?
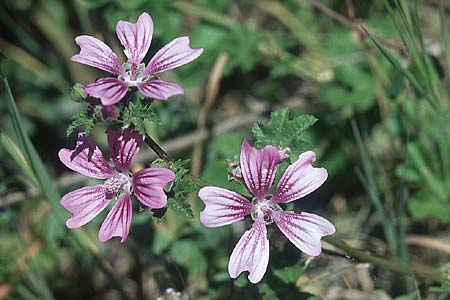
(118, 62, 151, 86)
(250, 194, 282, 224)
(104, 173, 131, 194)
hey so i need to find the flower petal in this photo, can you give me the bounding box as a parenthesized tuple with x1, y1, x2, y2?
(84, 78, 129, 106)
(59, 132, 116, 179)
(272, 151, 327, 204)
(107, 129, 144, 172)
(198, 187, 252, 228)
(61, 185, 113, 228)
(71, 35, 123, 74)
(98, 192, 132, 243)
(228, 221, 269, 284)
(116, 12, 153, 66)
(132, 168, 175, 208)
(142, 36, 203, 75)
(137, 79, 183, 100)
(274, 211, 335, 256)
(240, 139, 280, 200)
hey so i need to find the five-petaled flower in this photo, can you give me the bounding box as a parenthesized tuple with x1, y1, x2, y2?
(72, 12, 203, 105)
(59, 129, 175, 242)
(198, 140, 335, 283)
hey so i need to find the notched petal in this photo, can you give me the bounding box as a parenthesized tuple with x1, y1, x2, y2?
(116, 12, 153, 66)
(137, 79, 183, 100)
(71, 35, 123, 74)
(272, 151, 327, 204)
(228, 221, 269, 284)
(143, 36, 203, 75)
(60, 185, 113, 228)
(132, 168, 175, 209)
(84, 77, 129, 106)
(107, 129, 144, 172)
(274, 211, 335, 256)
(240, 139, 280, 200)
(98, 192, 132, 243)
(198, 187, 252, 228)
(59, 132, 115, 179)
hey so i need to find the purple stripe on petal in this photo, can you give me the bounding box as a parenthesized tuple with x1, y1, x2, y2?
(142, 36, 203, 76)
(59, 132, 116, 179)
(107, 129, 144, 172)
(228, 221, 269, 284)
(116, 12, 153, 66)
(71, 35, 123, 75)
(198, 187, 252, 228)
(98, 192, 132, 243)
(84, 77, 129, 106)
(272, 151, 327, 204)
(274, 211, 335, 256)
(132, 167, 175, 209)
(137, 79, 183, 100)
(60, 185, 112, 228)
(240, 139, 280, 201)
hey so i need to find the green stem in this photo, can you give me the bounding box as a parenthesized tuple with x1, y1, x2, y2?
(324, 236, 440, 282)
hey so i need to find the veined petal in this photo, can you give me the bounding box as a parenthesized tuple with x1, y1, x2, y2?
(132, 167, 175, 208)
(272, 151, 327, 204)
(59, 132, 116, 179)
(61, 185, 113, 228)
(274, 211, 335, 256)
(71, 35, 123, 74)
(228, 221, 269, 284)
(137, 79, 183, 100)
(107, 129, 144, 172)
(116, 12, 153, 66)
(142, 36, 203, 76)
(99, 192, 132, 243)
(240, 139, 280, 200)
(198, 187, 252, 228)
(84, 78, 129, 106)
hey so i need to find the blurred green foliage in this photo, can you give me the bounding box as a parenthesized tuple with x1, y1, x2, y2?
(1, 0, 450, 299)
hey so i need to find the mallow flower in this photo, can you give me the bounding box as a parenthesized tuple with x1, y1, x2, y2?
(72, 12, 203, 105)
(198, 140, 335, 283)
(59, 129, 175, 242)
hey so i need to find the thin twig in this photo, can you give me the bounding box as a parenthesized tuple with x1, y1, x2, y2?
(144, 134, 171, 161)
(191, 53, 228, 176)
(302, 0, 406, 53)
(324, 236, 441, 282)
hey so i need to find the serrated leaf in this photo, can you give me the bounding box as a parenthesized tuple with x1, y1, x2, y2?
(122, 98, 159, 134)
(67, 111, 95, 137)
(150, 159, 198, 219)
(252, 108, 317, 157)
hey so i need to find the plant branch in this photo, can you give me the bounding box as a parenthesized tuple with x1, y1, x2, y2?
(324, 236, 441, 282)
(144, 134, 171, 161)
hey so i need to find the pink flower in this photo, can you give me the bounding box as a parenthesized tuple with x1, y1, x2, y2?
(72, 12, 203, 105)
(198, 140, 335, 283)
(58, 129, 175, 242)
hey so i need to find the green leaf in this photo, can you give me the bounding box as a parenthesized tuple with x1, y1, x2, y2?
(122, 98, 159, 135)
(273, 258, 307, 284)
(151, 159, 197, 219)
(252, 108, 317, 158)
(1, 69, 65, 240)
(66, 111, 95, 137)
(0, 132, 38, 187)
(169, 239, 207, 279)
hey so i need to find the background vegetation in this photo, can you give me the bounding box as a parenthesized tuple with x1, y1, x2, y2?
(1, 0, 450, 299)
